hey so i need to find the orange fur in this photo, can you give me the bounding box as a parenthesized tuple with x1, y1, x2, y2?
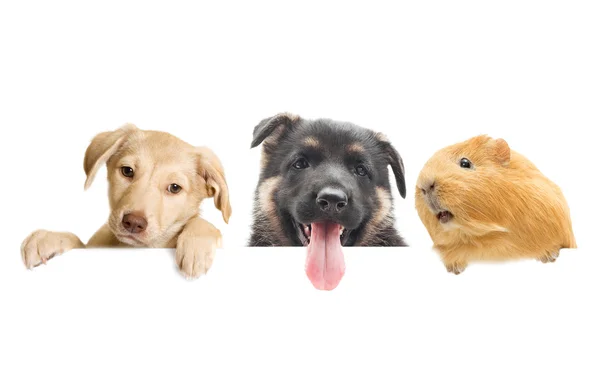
(415, 135, 576, 274)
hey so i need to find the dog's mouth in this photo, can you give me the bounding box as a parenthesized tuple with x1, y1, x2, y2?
(294, 220, 349, 291)
(436, 210, 453, 224)
(296, 221, 352, 247)
(115, 233, 147, 246)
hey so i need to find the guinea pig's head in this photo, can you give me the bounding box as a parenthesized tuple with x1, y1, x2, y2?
(415, 135, 512, 237)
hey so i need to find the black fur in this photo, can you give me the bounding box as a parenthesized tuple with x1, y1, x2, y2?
(248, 113, 408, 247)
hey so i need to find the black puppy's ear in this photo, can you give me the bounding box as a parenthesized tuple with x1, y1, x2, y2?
(250, 112, 299, 148)
(377, 133, 407, 199)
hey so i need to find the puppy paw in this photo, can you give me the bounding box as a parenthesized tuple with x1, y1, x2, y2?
(445, 261, 467, 275)
(20, 230, 84, 269)
(175, 234, 219, 279)
(538, 250, 560, 263)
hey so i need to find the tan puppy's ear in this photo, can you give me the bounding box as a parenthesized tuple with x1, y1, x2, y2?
(83, 124, 138, 190)
(197, 147, 232, 224)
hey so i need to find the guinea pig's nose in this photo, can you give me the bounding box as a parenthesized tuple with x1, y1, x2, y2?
(316, 187, 348, 212)
(421, 181, 435, 194)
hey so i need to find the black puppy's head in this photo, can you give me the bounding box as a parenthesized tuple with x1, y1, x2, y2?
(251, 112, 406, 246)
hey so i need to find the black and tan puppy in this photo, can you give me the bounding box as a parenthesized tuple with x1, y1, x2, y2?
(249, 112, 407, 290)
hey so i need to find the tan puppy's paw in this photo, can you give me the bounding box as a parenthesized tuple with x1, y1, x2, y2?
(445, 261, 467, 275)
(176, 234, 219, 279)
(20, 230, 84, 269)
(538, 250, 560, 263)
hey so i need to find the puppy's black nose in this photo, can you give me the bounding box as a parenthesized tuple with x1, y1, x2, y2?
(122, 213, 148, 234)
(316, 187, 348, 212)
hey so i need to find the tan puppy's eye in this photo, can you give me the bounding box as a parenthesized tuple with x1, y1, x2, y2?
(121, 166, 134, 178)
(168, 184, 182, 194)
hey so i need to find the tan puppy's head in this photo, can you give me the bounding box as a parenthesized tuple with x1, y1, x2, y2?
(84, 123, 231, 247)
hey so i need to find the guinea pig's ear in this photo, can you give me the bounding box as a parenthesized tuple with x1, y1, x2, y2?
(493, 138, 511, 167)
(250, 112, 300, 148)
(376, 133, 407, 199)
(83, 123, 138, 190)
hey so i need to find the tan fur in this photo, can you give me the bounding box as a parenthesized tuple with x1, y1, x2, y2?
(280, 112, 300, 123)
(303, 137, 320, 148)
(346, 143, 365, 153)
(255, 176, 289, 245)
(375, 132, 390, 143)
(260, 124, 286, 170)
(259, 112, 300, 169)
(358, 187, 394, 245)
(415, 134, 576, 274)
(21, 123, 232, 279)
(261, 113, 298, 146)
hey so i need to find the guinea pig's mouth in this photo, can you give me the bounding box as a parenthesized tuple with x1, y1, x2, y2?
(294, 221, 352, 246)
(424, 195, 453, 224)
(436, 211, 453, 224)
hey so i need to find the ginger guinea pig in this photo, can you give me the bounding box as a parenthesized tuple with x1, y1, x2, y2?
(415, 135, 576, 274)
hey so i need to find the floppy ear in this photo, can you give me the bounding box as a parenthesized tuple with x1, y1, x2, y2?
(197, 147, 232, 224)
(83, 124, 138, 190)
(250, 112, 299, 148)
(377, 133, 407, 199)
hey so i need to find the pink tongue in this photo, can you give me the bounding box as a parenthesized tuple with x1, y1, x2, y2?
(305, 222, 346, 291)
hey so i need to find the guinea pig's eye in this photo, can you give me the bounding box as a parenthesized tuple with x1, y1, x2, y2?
(459, 158, 472, 169)
(355, 164, 368, 177)
(168, 184, 182, 194)
(292, 158, 309, 170)
(121, 166, 134, 178)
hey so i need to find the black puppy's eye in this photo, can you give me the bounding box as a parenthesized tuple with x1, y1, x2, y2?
(292, 158, 309, 170)
(121, 166, 134, 178)
(168, 184, 182, 194)
(355, 164, 368, 177)
(459, 158, 472, 169)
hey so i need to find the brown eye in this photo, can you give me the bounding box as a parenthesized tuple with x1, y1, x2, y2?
(121, 166, 134, 178)
(168, 184, 182, 194)
(292, 158, 309, 170)
(355, 164, 368, 177)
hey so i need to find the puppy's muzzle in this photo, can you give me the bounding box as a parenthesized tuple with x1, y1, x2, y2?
(316, 187, 349, 213)
(122, 212, 148, 234)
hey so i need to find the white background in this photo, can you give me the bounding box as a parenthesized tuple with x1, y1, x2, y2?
(1, 1, 599, 382)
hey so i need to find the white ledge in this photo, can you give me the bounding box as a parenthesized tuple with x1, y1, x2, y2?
(4, 247, 598, 382)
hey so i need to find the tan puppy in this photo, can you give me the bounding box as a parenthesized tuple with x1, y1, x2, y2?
(415, 135, 576, 274)
(20, 123, 232, 278)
